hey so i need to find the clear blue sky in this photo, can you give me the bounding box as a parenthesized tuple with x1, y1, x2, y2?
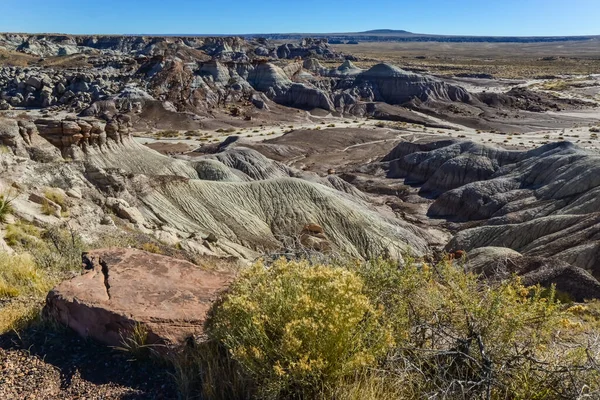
(1, 0, 598, 36)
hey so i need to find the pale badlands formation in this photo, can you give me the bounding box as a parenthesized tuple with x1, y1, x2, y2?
(0, 34, 599, 343)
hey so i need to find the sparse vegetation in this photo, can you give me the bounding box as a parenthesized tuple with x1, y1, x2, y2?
(541, 79, 571, 91)
(4, 220, 41, 248)
(216, 128, 237, 134)
(40, 199, 55, 216)
(155, 130, 180, 138)
(115, 322, 155, 361)
(0, 251, 55, 332)
(43, 188, 69, 214)
(0, 253, 51, 299)
(141, 242, 162, 254)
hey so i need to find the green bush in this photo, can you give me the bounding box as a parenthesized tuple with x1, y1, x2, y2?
(210, 258, 393, 399)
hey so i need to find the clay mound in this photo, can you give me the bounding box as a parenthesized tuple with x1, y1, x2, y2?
(355, 63, 473, 104)
(199, 60, 232, 84)
(139, 176, 429, 259)
(23, 118, 429, 260)
(247, 63, 292, 93)
(85, 137, 201, 178)
(303, 58, 325, 72)
(46, 249, 234, 346)
(359, 63, 422, 79)
(383, 138, 600, 277)
(247, 63, 334, 110)
(338, 59, 361, 73)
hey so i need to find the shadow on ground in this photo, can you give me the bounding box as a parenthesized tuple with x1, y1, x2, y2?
(0, 322, 178, 399)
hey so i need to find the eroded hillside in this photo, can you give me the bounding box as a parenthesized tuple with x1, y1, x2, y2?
(1, 32, 600, 399)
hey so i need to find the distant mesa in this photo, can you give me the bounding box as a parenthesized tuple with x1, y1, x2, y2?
(359, 29, 413, 35)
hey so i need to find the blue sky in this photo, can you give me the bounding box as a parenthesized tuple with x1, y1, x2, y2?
(1, 0, 598, 36)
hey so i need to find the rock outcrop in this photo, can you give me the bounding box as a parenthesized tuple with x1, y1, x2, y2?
(46, 249, 234, 346)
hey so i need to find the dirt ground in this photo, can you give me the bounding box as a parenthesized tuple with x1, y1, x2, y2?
(330, 40, 600, 78)
(0, 324, 177, 399)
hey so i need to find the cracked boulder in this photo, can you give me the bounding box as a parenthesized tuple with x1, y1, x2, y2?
(45, 248, 234, 346)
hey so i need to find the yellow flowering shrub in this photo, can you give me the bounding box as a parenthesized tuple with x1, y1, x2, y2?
(209, 258, 393, 399)
(190, 258, 599, 399)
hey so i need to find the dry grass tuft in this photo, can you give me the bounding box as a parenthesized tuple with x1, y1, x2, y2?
(0, 253, 54, 334)
(0, 253, 52, 299)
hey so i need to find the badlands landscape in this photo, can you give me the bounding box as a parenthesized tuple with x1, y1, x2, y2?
(0, 32, 600, 399)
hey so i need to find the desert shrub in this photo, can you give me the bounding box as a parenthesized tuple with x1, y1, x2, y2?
(353, 258, 599, 399)
(0, 301, 41, 334)
(209, 258, 393, 399)
(40, 199, 55, 216)
(4, 221, 41, 248)
(0, 251, 56, 332)
(115, 322, 154, 361)
(39, 226, 85, 271)
(541, 80, 570, 91)
(172, 257, 600, 399)
(156, 130, 180, 138)
(6, 222, 84, 272)
(171, 340, 252, 400)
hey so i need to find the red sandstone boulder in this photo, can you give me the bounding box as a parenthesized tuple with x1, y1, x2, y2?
(45, 248, 234, 346)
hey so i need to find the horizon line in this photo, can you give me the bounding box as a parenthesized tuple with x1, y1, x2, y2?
(1, 31, 599, 39)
